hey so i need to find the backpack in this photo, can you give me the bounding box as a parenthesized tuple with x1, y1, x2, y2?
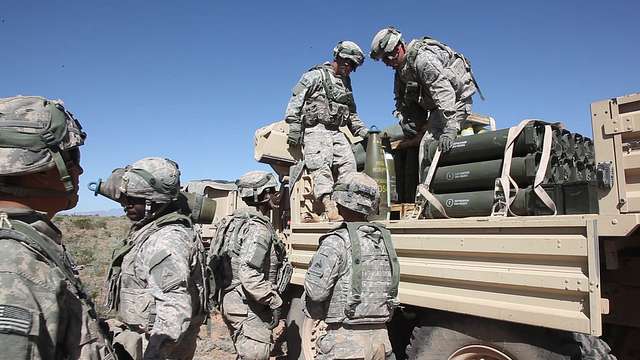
(206, 211, 292, 311)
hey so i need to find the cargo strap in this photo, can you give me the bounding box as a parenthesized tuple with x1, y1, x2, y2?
(492, 119, 557, 216)
(412, 146, 451, 219)
(344, 222, 400, 317)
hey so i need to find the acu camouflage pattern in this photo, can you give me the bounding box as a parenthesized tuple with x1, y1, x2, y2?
(333, 172, 380, 216)
(285, 63, 368, 199)
(236, 171, 278, 201)
(0, 95, 85, 176)
(305, 223, 398, 359)
(0, 207, 114, 359)
(217, 208, 283, 360)
(106, 211, 204, 359)
(333, 41, 365, 67)
(120, 157, 181, 203)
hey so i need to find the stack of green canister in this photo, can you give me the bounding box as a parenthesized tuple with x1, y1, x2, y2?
(421, 122, 598, 218)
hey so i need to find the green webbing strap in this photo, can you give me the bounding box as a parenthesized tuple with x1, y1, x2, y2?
(370, 222, 400, 299)
(345, 222, 365, 316)
(1, 220, 84, 296)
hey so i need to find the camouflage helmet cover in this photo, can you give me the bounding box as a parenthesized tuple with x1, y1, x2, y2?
(333, 172, 380, 216)
(0, 95, 85, 177)
(237, 171, 278, 202)
(119, 157, 181, 203)
(333, 41, 365, 67)
(370, 27, 403, 60)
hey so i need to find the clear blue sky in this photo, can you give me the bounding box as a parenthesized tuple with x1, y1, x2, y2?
(2, 0, 638, 212)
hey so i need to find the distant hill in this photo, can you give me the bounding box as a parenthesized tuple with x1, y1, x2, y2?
(61, 208, 124, 217)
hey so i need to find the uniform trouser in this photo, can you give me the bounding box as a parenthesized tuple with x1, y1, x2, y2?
(315, 323, 395, 360)
(303, 125, 357, 199)
(417, 98, 473, 183)
(109, 319, 199, 360)
(221, 287, 273, 360)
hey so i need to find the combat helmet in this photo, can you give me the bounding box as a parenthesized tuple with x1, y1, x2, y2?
(370, 27, 403, 60)
(0, 96, 85, 195)
(333, 172, 380, 216)
(119, 157, 181, 204)
(333, 41, 365, 67)
(237, 171, 278, 204)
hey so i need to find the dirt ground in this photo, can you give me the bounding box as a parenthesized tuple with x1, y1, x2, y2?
(55, 215, 238, 359)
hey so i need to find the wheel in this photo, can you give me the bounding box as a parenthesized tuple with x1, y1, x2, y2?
(406, 311, 576, 360)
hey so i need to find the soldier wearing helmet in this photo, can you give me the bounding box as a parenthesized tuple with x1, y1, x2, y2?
(304, 173, 400, 360)
(284, 41, 371, 222)
(0, 96, 115, 359)
(370, 27, 481, 181)
(104, 157, 205, 360)
(214, 171, 290, 360)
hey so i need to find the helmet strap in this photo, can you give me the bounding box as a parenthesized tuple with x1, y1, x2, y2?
(50, 148, 74, 192)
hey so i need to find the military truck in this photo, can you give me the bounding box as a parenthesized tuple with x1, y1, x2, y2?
(200, 94, 639, 359)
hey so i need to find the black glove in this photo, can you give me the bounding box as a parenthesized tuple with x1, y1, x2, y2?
(287, 123, 303, 146)
(399, 118, 417, 137)
(269, 307, 282, 330)
(438, 133, 455, 152)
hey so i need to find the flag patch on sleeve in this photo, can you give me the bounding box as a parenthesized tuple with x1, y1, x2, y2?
(0, 304, 32, 335)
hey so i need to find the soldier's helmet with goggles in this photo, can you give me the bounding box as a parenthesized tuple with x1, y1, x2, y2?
(333, 172, 380, 216)
(119, 157, 181, 203)
(370, 27, 403, 61)
(237, 171, 278, 204)
(0, 96, 85, 193)
(333, 41, 365, 68)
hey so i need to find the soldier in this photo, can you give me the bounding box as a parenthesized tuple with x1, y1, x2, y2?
(0, 96, 115, 359)
(304, 172, 400, 360)
(104, 157, 206, 360)
(285, 41, 370, 222)
(370, 27, 481, 181)
(214, 171, 290, 360)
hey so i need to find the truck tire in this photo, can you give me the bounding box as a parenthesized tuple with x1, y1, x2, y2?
(574, 333, 617, 360)
(406, 311, 574, 360)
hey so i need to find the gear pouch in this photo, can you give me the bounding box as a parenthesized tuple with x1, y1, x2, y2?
(404, 81, 421, 103)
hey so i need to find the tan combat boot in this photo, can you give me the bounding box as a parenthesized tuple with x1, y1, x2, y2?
(322, 195, 343, 222)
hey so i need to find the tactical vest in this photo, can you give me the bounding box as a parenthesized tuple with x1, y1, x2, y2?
(209, 209, 291, 305)
(322, 222, 400, 325)
(0, 213, 115, 359)
(302, 65, 356, 129)
(403, 37, 478, 105)
(106, 211, 206, 330)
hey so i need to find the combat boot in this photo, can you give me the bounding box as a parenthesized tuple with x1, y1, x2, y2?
(322, 196, 343, 222)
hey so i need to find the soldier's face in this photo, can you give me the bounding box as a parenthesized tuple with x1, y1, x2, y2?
(122, 196, 146, 221)
(382, 44, 405, 69)
(335, 57, 355, 77)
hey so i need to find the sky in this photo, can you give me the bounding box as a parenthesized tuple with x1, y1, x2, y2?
(2, 0, 638, 212)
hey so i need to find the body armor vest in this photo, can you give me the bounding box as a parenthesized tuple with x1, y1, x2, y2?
(302, 65, 356, 129)
(106, 212, 203, 330)
(402, 37, 478, 107)
(213, 209, 291, 295)
(322, 223, 400, 325)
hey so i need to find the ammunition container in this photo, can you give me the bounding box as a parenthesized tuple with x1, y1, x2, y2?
(511, 185, 564, 216)
(365, 127, 390, 220)
(563, 182, 599, 214)
(88, 167, 126, 201)
(429, 154, 539, 193)
(424, 124, 542, 167)
(425, 190, 495, 219)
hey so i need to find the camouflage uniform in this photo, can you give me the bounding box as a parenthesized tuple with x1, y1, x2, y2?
(371, 28, 478, 180)
(285, 42, 369, 201)
(304, 173, 400, 360)
(105, 158, 205, 360)
(0, 96, 115, 359)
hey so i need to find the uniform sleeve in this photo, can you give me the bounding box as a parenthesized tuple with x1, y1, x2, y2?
(284, 70, 320, 124)
(304, 235, 346, 302)
(141, 225, 195, 358)
(347, 112, 368, 138)
(393, 71, 404, 115)
(415, 52, 456, 114)
(0, 241, 111, 360)
(239, 222, 282, 309)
